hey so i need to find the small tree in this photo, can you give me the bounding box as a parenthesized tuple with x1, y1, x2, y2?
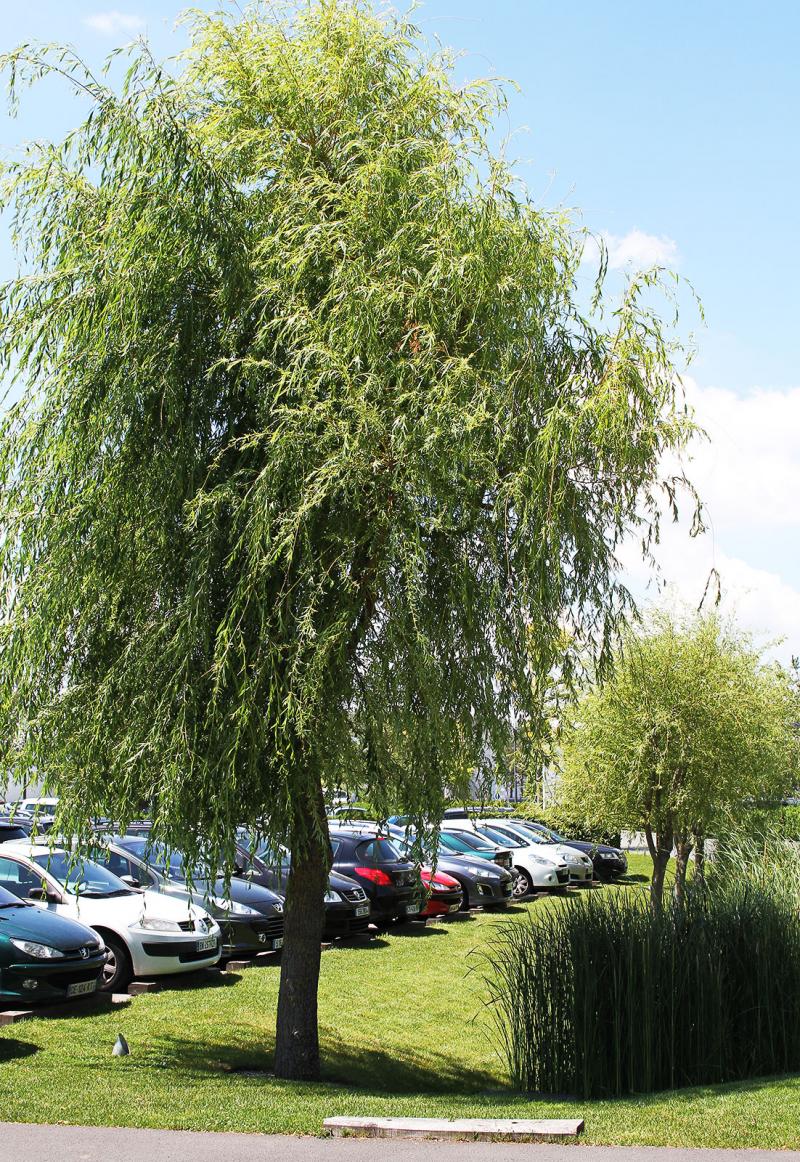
(559, 611, 800, 904)
(0, 2, 698, 1076)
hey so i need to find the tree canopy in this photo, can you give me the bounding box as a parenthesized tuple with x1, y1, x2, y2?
(558, 609, 800, 902)
(0, 1, 698, 1075)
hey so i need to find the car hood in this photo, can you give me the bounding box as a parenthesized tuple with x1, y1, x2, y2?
(329, 870, 364, 892)
(436, 854, 510, 883)
(65, 888, 207, 927)
(0, 903, 98, 948)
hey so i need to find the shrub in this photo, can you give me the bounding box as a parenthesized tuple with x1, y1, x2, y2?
(482, 847, 800, 1097)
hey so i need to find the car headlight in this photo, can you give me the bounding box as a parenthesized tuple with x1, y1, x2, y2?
(530, 855, 549, 865)
(600, 852, 617, 860)
(209, 896, 261, 917)
(10, 938, 65, 959)
(467, 866, 491, 877)
(136, 916, 183, 933)
(324, 889, 341, 903)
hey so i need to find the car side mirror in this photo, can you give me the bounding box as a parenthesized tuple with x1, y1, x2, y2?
(28, 887, 61, 904)
(119, 874, 141, 888)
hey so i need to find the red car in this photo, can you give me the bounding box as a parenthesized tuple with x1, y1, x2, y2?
(420, 868, 463, 917)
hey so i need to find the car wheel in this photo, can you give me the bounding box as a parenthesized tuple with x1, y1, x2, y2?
(456, 879, 471, 912)
(512, 868, 534, 898)
(99, 932, 133, 993)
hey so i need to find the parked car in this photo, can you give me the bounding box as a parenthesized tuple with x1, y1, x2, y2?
(477, 819, 595, 884)
(0, 816, 31, 843)
(387, 830, 515, 912)
(0, 842, 221, 991)
(438, 828, 514, 871)
(94, 836, 285, 962)
(327, 826, 426, 925)
(0, 883, 107, 1007)
(234, 833, 371, 939)
(11, 797, 59, 818)
(419, 868, 463, 917)
(513, 819, 628, 879)
(442, 818, 571, 895)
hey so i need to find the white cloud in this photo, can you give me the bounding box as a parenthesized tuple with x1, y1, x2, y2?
(583, 229, 679, 271)
(620, 377, 800, 662)
(84, 11, 145, 35)
(679, 379, 800, 529)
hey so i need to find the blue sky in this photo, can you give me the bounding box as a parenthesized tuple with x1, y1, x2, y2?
(1, 2, 799, 656)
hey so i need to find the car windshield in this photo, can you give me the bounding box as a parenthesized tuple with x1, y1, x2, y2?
(355, 838, 402, 862)
(476, 825, 526, 848)
(116, 837, 214, 883)
(489, 823, 552, 847)
(33, 851, 134, 897)
(0, 884, 26, 908)
(519, 822, 564, 843)
(442, 831, 495, 853)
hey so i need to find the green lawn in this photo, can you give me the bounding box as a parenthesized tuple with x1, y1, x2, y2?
(2, 856, 799, 1147)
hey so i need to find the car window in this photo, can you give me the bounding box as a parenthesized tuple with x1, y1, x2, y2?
(476, 825, 524, 848)
(443, 831, 493, 852)
(32, 851, 134, 897)
(355, 838, 401, 862)
(0, 855, 42, 898)
(502, 822, 553, 845)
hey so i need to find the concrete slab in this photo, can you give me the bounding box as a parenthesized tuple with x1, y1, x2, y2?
(0, 991, 128, 1024)
(323, 1116, 585, 1140)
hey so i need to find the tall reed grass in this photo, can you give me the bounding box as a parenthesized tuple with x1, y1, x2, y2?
(482, 841, 800, 1097)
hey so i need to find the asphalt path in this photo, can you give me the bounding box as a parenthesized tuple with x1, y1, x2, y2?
(2, 1125, 799, 1162)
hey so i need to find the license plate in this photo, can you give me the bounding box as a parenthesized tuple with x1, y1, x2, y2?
(67, 979, 96, 998)
(355, 905, 370, 917)
(404, 903, 420, 915)
(271, 938, 284, 950)
(196, 936, 216, 952)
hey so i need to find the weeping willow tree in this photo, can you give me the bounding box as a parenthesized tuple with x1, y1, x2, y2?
(0, 1, 699, 1077)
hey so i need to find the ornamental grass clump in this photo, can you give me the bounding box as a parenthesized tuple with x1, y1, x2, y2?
(484, 847, 800, 1098)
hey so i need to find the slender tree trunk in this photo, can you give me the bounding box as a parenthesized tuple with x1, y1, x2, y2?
(672, 831, 693, 902)
(645, 823, 672, 909)
(693, 829, 706, 885)
(274, 778, 331, 1081)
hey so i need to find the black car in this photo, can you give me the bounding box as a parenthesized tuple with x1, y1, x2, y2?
(328, 827, 426, 925)
(514, 819, 628, 879)
(0, 817, 31, 843)
(234, 835, 372, 940)
(388, 830, 514, 912)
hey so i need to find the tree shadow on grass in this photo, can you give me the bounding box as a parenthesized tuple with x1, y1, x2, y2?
(157, 1031, 502, 1095)
(0, 1036, 38, 1062)
(386, 923, 447, 937)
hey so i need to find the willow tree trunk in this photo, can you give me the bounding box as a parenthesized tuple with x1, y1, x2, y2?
(693, 830, 706, 884)
(273, 780, 331, 1080)
(672, 832, 694, 902)
(645, 823, 673, 909)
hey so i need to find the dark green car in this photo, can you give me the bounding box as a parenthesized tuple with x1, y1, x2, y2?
(0, 884, 106, 1006)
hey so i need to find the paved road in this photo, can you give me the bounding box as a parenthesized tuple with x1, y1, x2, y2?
(2, 1124, 799, 1162)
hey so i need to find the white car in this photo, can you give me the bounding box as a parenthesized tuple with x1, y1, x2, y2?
(11, 797, 58, 818)
(478, 819, 595, 885)
(0, 842, 221, 991)
(442, 819, 571, 896)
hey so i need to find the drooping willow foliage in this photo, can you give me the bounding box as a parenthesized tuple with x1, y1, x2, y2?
(0, 1, 699, 872)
